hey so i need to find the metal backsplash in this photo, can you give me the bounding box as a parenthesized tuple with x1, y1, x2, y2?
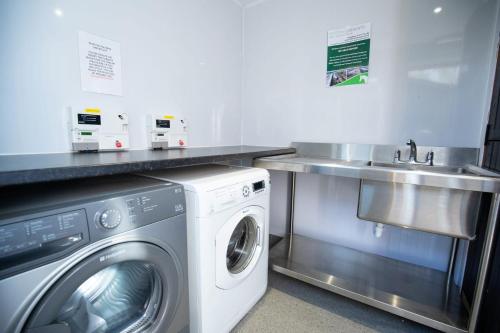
(292, 142, 479, 167)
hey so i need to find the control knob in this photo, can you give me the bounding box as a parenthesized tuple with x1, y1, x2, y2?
(99, 209, 122, 229)
(242, 185, 250, 197)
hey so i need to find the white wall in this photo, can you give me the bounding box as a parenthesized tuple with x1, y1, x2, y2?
(0, 0, 243, 154)
(242, 0, 500, 271)
(242, 0, 499, 148)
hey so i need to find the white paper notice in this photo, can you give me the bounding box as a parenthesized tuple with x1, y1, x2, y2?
(78, 31, 123, 96)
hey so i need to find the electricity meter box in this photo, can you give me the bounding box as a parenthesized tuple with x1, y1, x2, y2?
(69, 107, 129, 152)
(147, 114, 188, 150)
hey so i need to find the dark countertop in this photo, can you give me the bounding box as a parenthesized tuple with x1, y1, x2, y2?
(0, 146, 295, 187)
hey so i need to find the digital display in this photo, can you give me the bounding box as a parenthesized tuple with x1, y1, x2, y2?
(156, 120, 170, 128)
(156, 133, 165, 137)
(253, 180, 265, 192)
(78, 113, 101, 125)
(80, 131, 93, 136)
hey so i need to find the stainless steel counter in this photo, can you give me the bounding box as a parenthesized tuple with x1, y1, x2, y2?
(255, 154, 500, 193)
(254, 142, 500, 333)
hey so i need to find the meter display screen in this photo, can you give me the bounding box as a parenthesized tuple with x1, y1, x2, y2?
(156, 120, 170, 128)
(80, 131, 93, 136)
(78, 114, 101, 125)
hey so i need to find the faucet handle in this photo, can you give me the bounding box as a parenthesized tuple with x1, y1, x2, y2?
(394, 150, 401, 162)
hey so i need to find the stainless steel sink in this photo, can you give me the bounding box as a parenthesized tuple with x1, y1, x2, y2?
(256, 146, 499, 239)
(359, 161, 482, 239)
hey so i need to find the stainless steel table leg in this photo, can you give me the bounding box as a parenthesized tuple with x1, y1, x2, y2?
(468, 193, 500, 332)
(447, 238, 458, 289)
(445, 238, 458, 305)
(288, 171, 297, 255)
(289, 171, 296, 236)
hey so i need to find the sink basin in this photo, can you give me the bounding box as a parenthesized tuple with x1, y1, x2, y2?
(368, 161, 473, 175)
(359, 161, 482, 239)
(257, 153, 492, 238)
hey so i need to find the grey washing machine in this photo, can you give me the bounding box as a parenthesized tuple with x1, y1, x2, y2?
(0, 175, 189, 333)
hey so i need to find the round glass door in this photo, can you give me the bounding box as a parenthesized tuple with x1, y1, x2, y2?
(226, 216, 258, 274)
(26, 242, 181, 333)
(55, 261, 162, 333)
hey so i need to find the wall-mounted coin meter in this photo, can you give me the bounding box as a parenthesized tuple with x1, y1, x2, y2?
(147, 114, 188, 150)
(69, 107, 129, 152)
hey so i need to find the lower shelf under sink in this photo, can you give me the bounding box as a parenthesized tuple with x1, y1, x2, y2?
(269, 234, 469, 333)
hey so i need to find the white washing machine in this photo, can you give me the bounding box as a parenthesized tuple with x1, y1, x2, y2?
(141, 165, 270, 333)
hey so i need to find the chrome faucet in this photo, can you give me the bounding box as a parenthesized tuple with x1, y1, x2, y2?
(407, 139, 417, 163)
(394, 139, 434, 166)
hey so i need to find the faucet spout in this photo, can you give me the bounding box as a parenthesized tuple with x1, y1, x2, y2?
(394, 139, 434, 166)
(406, 139, 417, 162)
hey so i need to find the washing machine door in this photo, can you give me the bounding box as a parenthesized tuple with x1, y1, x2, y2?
(215, 206, 264, 290)
(24, 242, 182, 333)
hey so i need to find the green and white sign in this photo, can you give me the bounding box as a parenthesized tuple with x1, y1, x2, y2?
(326, 23, 370, 87)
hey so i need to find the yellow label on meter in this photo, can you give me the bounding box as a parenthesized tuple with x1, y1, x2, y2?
(84, 108, 101, 114)
(163, 115, 175, 119)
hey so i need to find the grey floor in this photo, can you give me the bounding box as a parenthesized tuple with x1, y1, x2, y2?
(232, 271, 438, 333)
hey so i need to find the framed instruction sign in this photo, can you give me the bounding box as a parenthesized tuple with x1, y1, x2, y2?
(326, 23, 370, 87)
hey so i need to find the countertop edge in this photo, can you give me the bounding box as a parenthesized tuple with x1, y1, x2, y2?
(0, 146, 295, 187)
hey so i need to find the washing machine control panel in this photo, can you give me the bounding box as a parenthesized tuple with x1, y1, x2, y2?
(0, 209, 90, 279)
(89, 184, 185, 242)
(211, 179, 267, 213)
